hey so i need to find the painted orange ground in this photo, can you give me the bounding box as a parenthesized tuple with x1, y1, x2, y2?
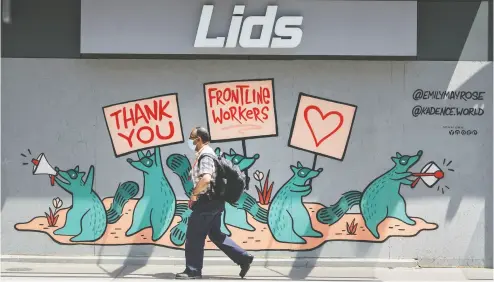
(15, 198, 438, 250)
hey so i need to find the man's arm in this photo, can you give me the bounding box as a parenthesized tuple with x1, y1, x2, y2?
(191, 174, 211, 197)
(190, 156, 214, 201)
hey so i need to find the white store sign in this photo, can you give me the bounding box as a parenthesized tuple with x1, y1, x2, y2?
(194, 5, 304, 49)
(81, 0, 417, 56)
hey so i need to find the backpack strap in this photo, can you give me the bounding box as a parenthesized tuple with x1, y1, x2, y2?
(197, 152, 218, 170)
(198, 152, 217, 164)
(197, 152, 220, 198)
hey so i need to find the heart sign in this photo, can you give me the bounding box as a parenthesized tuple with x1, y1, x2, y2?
(304, 105, 344, 147)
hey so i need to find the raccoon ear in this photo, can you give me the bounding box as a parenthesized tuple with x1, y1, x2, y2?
(297, 161, 303, 168)
(137, 151, 145, 160)
(230, 148, 236, 154)
(396, 152, 402, 158)
(290, 165, 298, 173)
(74, 166, 79, 172)
(146, 151, 151, 157)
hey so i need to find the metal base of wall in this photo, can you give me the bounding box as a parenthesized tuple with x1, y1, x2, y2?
(1, 255, 418, 268)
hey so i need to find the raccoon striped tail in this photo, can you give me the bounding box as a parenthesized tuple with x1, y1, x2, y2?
(174, 202, 189, 217)
(233, 193, 268, 224)
(170, 203, 192, 246)
(106, 181, 139, 224)
(166, 154, 194, 197)
(316, 190, 362, 225)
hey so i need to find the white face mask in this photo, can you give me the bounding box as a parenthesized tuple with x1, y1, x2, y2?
(187, 139, 196, 151)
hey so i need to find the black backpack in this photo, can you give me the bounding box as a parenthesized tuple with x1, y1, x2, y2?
(198, 152, 246, 204)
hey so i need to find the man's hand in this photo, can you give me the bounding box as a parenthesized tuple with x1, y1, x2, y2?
(189, 170, 212, 209)
(188, 193, 199, 209)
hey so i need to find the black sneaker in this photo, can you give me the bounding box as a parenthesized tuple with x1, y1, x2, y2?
(239, 254, 254, 278)
(175, 269, 202, 279)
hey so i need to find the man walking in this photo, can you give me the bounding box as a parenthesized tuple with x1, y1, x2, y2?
(175, 126, 254, 279)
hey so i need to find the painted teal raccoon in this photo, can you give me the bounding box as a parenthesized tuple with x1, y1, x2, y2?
(53, 165, 138, 242)
(316, 150, 423, 239)
(126, 147, 176, 241)
(217, 148, 266, 235)
(268, 161, 323, 244)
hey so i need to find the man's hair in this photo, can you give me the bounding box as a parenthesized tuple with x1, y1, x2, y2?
(195, 126, 211, 143)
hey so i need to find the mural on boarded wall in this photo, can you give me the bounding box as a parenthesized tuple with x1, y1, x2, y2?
(15, 79, 445, 251)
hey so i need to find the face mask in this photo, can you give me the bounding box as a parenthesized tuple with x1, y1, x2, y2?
(187, 139, 196, 151)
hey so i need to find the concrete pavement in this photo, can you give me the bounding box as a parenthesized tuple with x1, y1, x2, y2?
(1, 262, 493, 281)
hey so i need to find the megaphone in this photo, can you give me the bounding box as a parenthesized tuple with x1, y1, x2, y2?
(31, 153, 57, 186)
(411, 161, 444, 188)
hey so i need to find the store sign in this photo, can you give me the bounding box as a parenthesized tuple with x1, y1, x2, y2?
(194, 5, 303, 49)
(80, 0, 418, 56)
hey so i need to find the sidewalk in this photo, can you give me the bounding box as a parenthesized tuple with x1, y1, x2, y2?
(1, 262, 493, 281)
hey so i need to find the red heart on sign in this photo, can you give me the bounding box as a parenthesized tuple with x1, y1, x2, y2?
(304, 105, 344, 147)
